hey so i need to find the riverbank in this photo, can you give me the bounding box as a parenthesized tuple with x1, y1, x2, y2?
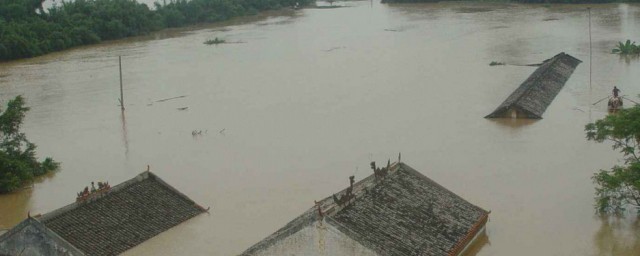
(0, 0, 314, 61)
(0, 0, 631, 61)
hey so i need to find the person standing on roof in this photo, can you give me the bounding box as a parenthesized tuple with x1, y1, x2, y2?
(613, 86, 620, 98)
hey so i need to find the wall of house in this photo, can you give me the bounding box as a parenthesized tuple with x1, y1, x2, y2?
(252, 220, 378, 256)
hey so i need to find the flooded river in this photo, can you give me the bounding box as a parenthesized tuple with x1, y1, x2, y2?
(2, 1, 640, 255)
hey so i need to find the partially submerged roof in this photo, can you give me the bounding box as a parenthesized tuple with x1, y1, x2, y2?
(485, 52, 581, 119)
(0, 217, 82, 256)
(242, 162, 489, 256)
(0, 171, 207, 256)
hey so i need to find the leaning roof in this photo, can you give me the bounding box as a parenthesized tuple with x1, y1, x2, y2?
(242, 162, 489, 256)
(485, 52, 581, 119)
(31, 171, 206, 256)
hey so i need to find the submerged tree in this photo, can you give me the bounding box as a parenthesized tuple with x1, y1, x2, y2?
(586, 102, 640, 215)
(612, 40, 640, 55)
(0, 96, 58, 193)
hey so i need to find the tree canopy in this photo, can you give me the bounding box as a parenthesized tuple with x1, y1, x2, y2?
(0, 0, 313, 61)
(586, 103, 640, 215)
(0, 96, 58, 193)
(383, 0, 640, 3)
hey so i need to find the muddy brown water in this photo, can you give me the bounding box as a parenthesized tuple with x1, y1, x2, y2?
(2, 1, 640, 255)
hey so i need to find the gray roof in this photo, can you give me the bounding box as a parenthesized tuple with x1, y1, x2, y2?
(0, 217, 83, 256)
(485, 52, 582, 119)
(1, 171, 206, 256)
(242, 162, 489, 256)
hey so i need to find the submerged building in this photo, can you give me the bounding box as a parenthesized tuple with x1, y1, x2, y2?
(0, 171, 207, 256)
(242, 162, 489, 256)
(485, 52, 581, 119)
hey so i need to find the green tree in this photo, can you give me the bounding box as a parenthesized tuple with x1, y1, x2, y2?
(586, 103, 640, 215)
(0, 96, 59, 193)
(0, 0, 316, 60)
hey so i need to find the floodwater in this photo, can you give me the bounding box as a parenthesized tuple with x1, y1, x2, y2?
(1, 1, 640, 255)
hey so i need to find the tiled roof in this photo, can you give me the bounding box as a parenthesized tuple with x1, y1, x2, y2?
(327, 164, 487, 256)
(242, 162, 489, 256)
(36, 171, 206, 256)
(485, 52, 582, 119)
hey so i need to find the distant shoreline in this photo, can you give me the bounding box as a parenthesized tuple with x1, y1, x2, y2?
(0, 0, 314, 61)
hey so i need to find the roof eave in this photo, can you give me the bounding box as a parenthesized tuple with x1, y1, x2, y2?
(446, 212, 490, 256)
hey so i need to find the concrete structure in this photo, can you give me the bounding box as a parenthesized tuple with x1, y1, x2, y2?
(485, 52, 582, 119)
(242, 162, 489, 256)
(0, 171, 206, 256)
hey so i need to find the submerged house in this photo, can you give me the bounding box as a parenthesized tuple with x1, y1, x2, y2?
(242, 161, 489, 256)
(485, 52, 581, 119)
(0, 171, 207, 256)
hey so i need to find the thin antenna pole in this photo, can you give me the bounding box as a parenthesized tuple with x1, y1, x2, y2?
(588, 7, 592, 90)
(119, 56, 124, 111)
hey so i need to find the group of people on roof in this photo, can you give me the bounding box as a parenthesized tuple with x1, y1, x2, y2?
(76, 181, 111, 200)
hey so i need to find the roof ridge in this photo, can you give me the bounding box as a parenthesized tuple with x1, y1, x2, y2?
(510, 52, 567, 105)
(320, 162, 402, 218)
(37, 170, 208, 223)
(37, 171, 152, 223)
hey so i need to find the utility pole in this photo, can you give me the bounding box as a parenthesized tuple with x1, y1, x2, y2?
(119, 56, 124, 111)
(588, 7, 592, 91)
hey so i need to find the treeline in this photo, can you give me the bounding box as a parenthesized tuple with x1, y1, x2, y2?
(0, 0, 313, 60)
(382, 0, 636, 3)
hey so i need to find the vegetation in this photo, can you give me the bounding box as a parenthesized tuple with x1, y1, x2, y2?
(612, 40, 640, 55)
(0, 96, 59, 193)
(586, 102, 640, 215)
(489, 61, 505, 66)
(0, 0, 314, 61)
(204, 37, 225, 45)
(383, 0, 640, 3)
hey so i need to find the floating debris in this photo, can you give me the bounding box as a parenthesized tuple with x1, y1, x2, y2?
(156, 95, 187, 103)
(323, 46, 344, 52)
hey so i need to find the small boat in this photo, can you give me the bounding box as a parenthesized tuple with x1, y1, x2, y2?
(608, 96, 623, 113)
